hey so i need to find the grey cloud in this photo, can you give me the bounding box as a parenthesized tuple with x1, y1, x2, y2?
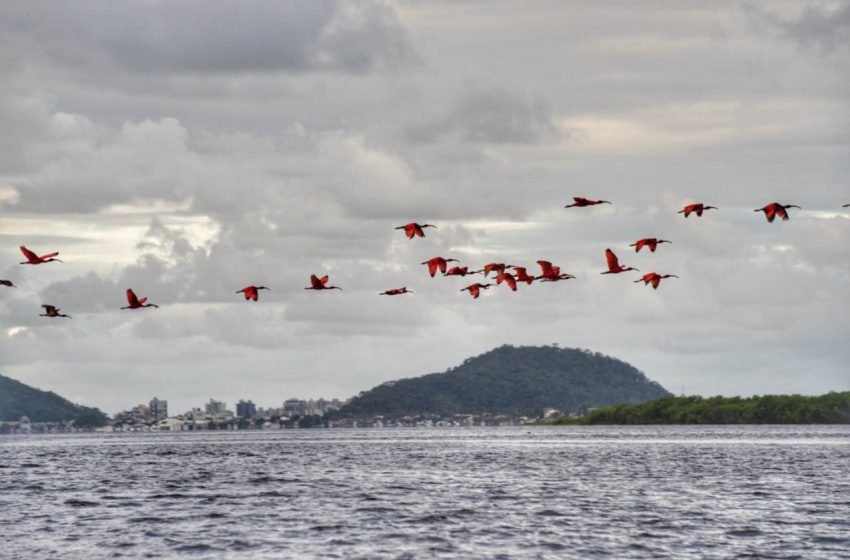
(744, 2, 850, 54)
(408, 89, 563, 145)
(0, 0, 415, 76)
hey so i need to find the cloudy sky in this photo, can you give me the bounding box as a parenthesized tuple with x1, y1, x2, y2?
(1, 1, 848, 414)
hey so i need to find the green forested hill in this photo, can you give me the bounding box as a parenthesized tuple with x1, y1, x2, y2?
(559, 392, 850, 424)
(338, 345, 670, 417)
(0, 374, 109, 427)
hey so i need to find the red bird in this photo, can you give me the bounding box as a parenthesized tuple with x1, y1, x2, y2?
(19, 246, 62, 265)
(495, 272, 518, 291)
(512, 267, 535, 285)
(380, 287, 414, 295)
(564, 197, 611, 208)
(121, 289, 159, 309)
(444, 266, 480, 277)
(677, 203, 717, 218)
(535, 260, 576, 281)
(754, 203, 801, 222)
(601, 249, 639, 274)
(395, 222, 437, 239)
(461, 283, 492, 299)
(305, 275, 342, 291)
(0, 279, 15, 288)
(40, 304, 71, 318)
(482, 262, 516, 277)
(630, 238, 671, 253)
(236, 285, 269, 301)
(422, 257, 459, 277)
(634, 272, 679, 290)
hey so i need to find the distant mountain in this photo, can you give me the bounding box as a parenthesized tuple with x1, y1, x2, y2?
(0, 374, 109, 428)
(338, 345, 671, 418)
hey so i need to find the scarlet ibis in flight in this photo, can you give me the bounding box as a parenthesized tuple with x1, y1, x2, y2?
(461, 283, 492, 299)
(564, 197, 611, 208)
(0, 279, 15, 288)
(19, 246, 62, 265)
(677, 203, 717, 218)
(121, 289, 159, 309)
(380, 287, 414, 296)
(601, 249, 639, 274)
(634, 273, 679, 290)
(395, 223, 436, 239)
(495, 272, 518, 291)
(630, 238, 671, 253)
(40, 304, 71, 318)
(754, 203, 801, 222)
(512, 267, 535, 285)
(482, 263, 516, 277)
(422, 257, 459, 277)
(305, 275, 342, 291)
(236, 286, 269, 301)
(444, 266, 480, 277)
(535, 260, 576, 281)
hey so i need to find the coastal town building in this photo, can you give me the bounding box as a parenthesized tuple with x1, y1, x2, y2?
(236, 400, 257, 419)
(205, 399, 227, 416)
(132, 404, 150, 422)
(149, 397, 168, 421)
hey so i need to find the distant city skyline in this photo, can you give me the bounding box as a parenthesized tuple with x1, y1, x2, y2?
(1, 1, 848, 413)
(114, 396, 347, 419)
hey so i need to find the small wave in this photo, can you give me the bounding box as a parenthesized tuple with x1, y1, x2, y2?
(174, 543, 217, 552)
(64, 499, 98, 507)
(726, 528, 762, 537)
(812, 535, 849, 544)
(132, 516, 170, 523)
(257, 490, 293, 498)
(356, 506, 397, 514)
(311, 524, 345, 531)
(413, 513, 449, 523)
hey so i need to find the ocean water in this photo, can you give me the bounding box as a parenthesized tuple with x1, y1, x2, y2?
(1, 426, 848, 559)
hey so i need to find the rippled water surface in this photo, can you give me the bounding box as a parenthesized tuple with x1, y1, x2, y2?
(2, 426, 849, 559)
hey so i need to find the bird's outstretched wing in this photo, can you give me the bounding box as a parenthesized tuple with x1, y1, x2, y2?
(764, 205, 776, 222)
(605, 249, 619, 270)
(126, 289, 141, 306)
(536, 260, 554, 275)
(426, 260, 438, 277)
(20, 246, 39, 262)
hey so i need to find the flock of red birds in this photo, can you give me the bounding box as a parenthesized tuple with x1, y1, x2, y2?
(3, 199, 849, 316)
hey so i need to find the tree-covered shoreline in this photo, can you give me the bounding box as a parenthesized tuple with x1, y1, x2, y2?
(551, 392, 850, 425)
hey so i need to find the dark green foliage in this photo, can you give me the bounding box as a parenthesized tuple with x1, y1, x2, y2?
(0, 373, 109, 427)
(337, 345, 670, 418)
(557, 392, 850, 425)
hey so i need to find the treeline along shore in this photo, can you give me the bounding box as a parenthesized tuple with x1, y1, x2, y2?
(551, 392, 850, 425)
